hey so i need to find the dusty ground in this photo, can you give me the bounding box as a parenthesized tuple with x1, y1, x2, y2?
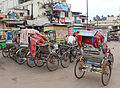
(0, 41, 120, 88)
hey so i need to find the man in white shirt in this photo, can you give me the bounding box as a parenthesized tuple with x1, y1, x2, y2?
(67, 34, 75, 45)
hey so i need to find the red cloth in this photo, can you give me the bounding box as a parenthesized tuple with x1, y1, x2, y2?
(30, 38, 36, 57)
(77, 31, 105, 49)
(30, 32, 48, 56)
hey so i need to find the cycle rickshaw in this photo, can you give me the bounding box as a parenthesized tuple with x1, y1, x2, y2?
(2, 28, 21, 58)
(0, 29, 8, 50)
(74, 30, 114, 86)
(15, 29, 59, 71)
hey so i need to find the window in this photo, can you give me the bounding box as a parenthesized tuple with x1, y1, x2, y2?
(65, 12, 68, 17)
(82, 19, 85, 22)
(53, 11, 60, 18)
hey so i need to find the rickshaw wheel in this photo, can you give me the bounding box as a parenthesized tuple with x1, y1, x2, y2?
(9, 46, 17, 60)
(27, 53, 36, 68)
(61, 52, 70, 68)
(34, 53, 44, 67)
(2, 46, 9, 58)
(74, 58, 85, 79)
(0, 44, 3, 51)
(101, 62, 111, 86)
(47, 53, 59, 71)
(109, 53, 114, 66)
(16, 48, 26, 64)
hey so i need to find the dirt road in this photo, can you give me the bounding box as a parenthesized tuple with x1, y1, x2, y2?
(0, 41, 120, 88)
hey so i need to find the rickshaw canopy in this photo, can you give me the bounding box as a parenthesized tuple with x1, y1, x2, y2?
(77, 30, 105, 49)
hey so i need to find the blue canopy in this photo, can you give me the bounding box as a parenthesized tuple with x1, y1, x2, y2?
(78, 30, 97, 37)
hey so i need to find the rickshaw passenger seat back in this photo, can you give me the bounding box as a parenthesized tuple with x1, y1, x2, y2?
(77, 30, 107, 60)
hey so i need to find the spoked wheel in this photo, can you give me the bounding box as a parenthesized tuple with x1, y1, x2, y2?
(0, 44, 3, 53)
(2, 46, 9, 58)
(74, 58, 85, 79)
(27, 52, 36, 68)
(109, 53, 114, 66)
(34, 53, 44, 67)
(101, 62, 111, 86)
(47, 53, 59, 71)
(70, 50, 77, 63)
(61, 52, 70, 68)
(16, 48, 26, 64)
(9, 46, 17, 60)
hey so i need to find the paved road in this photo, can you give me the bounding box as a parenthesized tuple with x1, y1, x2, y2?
(0, 41, 120, 88)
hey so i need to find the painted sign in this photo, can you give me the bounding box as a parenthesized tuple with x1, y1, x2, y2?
(53, 4, 68, 12)
(0, 14, 5, 18)
(6, 31, 12, 43)
(59, 17, 65, 24)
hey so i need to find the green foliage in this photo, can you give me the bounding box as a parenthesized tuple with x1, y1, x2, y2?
(93, 15, 107, 21)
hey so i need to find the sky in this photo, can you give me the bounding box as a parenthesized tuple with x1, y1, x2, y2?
(66, 0, 120, 21)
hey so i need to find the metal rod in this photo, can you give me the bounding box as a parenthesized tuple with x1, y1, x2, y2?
(13, 0, 14, 8)
(86, 0, 88, 29)
(51, 0, 53, 23)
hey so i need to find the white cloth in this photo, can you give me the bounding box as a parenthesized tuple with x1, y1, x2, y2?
(67, 36, 75, 45)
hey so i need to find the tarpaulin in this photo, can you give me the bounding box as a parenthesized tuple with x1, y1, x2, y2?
(77, 30, 105, 49)
(30, 38, 36, 57)
(30, 32, 48, 57)
(20, 29, 40, 46)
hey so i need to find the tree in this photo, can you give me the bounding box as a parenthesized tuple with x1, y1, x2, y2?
(96, 15, 101, 21)
(101, 15, 107, 21)
(107, 15, 110, 17)
(93, 17, 97, 21)
(111, 15, 114, 17)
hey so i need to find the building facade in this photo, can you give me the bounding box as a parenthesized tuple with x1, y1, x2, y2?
(18, 0, 72, 26)
(72, 12, 87, 31)
(0, 0, 73, 31)
(91, 17, 120, 30)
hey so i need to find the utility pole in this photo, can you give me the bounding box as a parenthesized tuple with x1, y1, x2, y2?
(86, 0, 88, 29)
(13, 0, 14, 8)
(51, 0, 53, 23)
(31, 3, 33, 20)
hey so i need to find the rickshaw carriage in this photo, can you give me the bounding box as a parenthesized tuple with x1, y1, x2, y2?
(1, 29, 21, 57)
(0, 29, 9, 49)
(16, 29, 47, 67)
(17, 29, 59, 71)
(20, 29, 40, 48)
(74, 30, 113, 86)
(5, 28, 21, 45)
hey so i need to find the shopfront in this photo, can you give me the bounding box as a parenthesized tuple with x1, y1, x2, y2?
(44, 24, 68, 44)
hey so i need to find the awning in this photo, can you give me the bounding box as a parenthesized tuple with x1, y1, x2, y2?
(17, 25, 25, 28)
(4, 20, 25, 24)
(27, 17, 50, 26)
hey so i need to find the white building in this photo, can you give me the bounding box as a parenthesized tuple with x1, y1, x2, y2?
(91, 17, 120, 30)
(0, 0, 72, 26)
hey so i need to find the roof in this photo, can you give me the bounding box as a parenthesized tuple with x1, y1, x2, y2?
(78, 30, 97, 37)
(27, 17, 50, 26)
(72, 12, 82, 14)
(72, 12, 82, 16)
(4, 20, 25, 24)
(0, 29, 20, 31)
(43, 23, 68, 27)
